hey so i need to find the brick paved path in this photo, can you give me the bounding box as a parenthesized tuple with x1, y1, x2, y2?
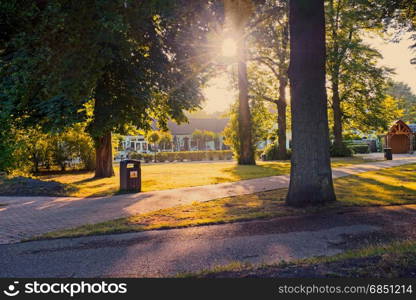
(1, 156, 415, 244)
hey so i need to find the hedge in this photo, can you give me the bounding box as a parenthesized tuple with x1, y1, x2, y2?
(348, 144, 370, 154)
(260, 143, 292, 160)
(330, 142, 354, 157)
(128, 150, 234, 163)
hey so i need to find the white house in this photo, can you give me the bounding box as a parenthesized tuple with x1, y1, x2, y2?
(117, 118, 230, 157)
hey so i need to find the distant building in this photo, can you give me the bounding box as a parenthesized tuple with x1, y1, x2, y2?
(168, 118, 229, 151)
(121, 135, 148, 153)
(118, 118, 229, 156)
(383, 120, 416, 154)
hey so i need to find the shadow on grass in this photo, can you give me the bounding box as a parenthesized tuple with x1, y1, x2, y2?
(0, 176, 78, 197)
(35, 169, 92, 176)
(222, 162, 291, 181)
(73, 176, 102, 184)
(335, 170, 416, 206)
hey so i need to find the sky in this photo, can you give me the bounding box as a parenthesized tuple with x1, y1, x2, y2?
(201, 34, 416, 114)
(366, 32, 416, 92)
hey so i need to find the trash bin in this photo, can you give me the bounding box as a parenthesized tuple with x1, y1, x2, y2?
(384, 148, 393, 160)
(120, 159, 141, 192)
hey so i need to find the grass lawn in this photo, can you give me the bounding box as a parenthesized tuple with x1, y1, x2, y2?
(34, 163, 416, 241)
(180, 240, 416, 278)
(18, 156, 370, 197)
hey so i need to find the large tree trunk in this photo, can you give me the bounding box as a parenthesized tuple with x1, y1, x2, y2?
(94, 131, 114, 178)
(92, 75, 115, 178)
(277, 76, 288, 160)
(332, 75, 343, 148)
(237, 33, 256, 165)
(286, 0, 336, 207)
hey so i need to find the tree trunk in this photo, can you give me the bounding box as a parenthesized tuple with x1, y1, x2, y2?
(277, 75, 288, 160)
(277, 15, 289, 160)
(237, 32, 256, 165)
(94, 131, 114, 178)
(286, 0, 336, 207)
(332, 75, 343, 148)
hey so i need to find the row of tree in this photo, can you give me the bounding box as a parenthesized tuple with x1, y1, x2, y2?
(225, 0, 416, 164)
(223, 0, 415, 205)
(1, 0, 415, 207)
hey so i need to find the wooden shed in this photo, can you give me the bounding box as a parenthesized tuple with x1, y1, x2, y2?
(384, 120, 416, 154)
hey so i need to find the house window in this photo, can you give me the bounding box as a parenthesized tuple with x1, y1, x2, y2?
(136, 143, 141, 151)
(130, 142, 135, 150)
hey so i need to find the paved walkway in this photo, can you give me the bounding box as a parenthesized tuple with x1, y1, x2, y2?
(2, 204, 416, 277)
(1, 156, 416, 244)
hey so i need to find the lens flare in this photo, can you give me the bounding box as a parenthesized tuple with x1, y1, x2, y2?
(221, 38, 237, 58)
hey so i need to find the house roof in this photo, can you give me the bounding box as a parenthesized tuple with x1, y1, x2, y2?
(167, 118, 229, 135)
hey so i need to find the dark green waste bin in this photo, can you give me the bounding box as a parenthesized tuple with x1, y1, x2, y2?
(384, 148, 393, 160)
(120, 159, 141, 192)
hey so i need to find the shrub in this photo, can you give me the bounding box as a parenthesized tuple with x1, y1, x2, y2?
(166, 152, 175, 162)
(79, 139, 96, 171)
(143, 154, 152, 163)
(129, 152, 142, 160)
(330, 142, 354, 157)
(255, 149, 263, 159)
(175, 152, 184, 162)
(261, 143, 291, 161)
(262, 143, 279, 161)
(0, 122, 16, 173)
(348, 144, 370, 154)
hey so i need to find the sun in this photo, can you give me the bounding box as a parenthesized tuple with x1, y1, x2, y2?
(221, 37, 237, 58)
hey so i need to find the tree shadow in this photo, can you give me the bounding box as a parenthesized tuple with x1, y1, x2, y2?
(73, 176, 101, 184)
(0, 176, 78, 197)
(335, 173, 416, 206)
(221, 162, 291, 181)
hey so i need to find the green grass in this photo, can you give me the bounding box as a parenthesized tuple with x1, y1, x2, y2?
(179, 240, 416, 278)
(33, 163, 416, 241)
(26, 157, 370, 197)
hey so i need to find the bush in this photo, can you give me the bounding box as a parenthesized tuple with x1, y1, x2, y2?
(330, 142, 354, 157)
(255, 149, 263, 159)
(261, 143, 291, 161)
(262, 143, 279, 161)
(129, 152, 154, 163)
(8, 124, 96, 174)
(348, 144, 370, 154)
(128, 152, 142, 160)
(143, 154, 152, 162)
(79, 139, 96, 171)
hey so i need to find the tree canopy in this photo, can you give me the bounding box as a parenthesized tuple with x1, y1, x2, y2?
(387, 81, 416, 123)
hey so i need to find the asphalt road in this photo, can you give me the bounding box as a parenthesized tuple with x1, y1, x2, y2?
(2, 204, 416, 278)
